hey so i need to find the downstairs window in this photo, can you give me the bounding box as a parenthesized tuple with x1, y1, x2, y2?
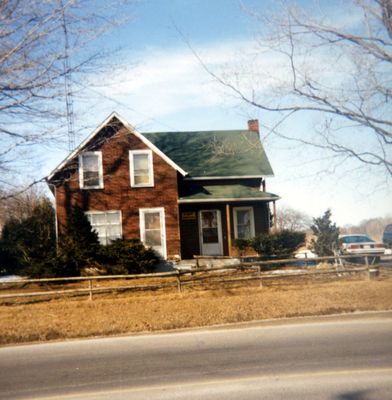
(85, 210, 122, 245)
(233, 207, 255, 239)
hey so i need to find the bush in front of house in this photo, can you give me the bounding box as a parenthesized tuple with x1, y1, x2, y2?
(0, 201, 159, 278)
(0, 198, 57, 278)
(54, 205, 101, 277)
(96, 239, 159, 275)
(232, 238, 252, 257)
(250, 230, 306, 258)
(55, 207, 159, 276)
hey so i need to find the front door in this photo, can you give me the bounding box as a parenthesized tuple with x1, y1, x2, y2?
(199, 210, 223, 256)
(139, 208, 166, 259)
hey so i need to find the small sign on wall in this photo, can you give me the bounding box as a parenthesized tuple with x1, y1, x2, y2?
(182, 211, 196, 221)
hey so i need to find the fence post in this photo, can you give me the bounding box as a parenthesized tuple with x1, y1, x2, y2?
(176, 271, 182, 293)
(367, 266, 379, 280)
(88, 279, 93, 301)
(258, 266, 263, 288)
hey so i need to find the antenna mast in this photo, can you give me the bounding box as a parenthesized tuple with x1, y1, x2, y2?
(61, 1, 75, 151)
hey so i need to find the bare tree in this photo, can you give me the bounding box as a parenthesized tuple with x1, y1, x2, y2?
(207, 0, 392, 179)
(340, 216, 392, 240)
(0, 0, 131, 194)
(276, 204, 312, 231)
(0, 184, 48, 230)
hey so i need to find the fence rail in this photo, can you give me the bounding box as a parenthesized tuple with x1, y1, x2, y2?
(0, 254, 384, 302)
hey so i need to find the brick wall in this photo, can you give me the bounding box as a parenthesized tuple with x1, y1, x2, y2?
(54, 125, 181, 258)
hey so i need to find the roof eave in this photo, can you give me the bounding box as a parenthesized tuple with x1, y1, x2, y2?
(183, 174, 274, 180)
(178, 196, 281, 204)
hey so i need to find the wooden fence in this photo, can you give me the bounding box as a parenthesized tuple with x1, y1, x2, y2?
(0, 254, 383, 302)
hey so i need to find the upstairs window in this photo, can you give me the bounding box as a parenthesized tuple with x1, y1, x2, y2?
(233, 207, 255, 239)
(79, 152, 103, 189)
(129, 150, 154, 187)
(86, 210, 122, 245)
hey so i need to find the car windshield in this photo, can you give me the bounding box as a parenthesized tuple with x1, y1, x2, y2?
(340, 235, 374, 244)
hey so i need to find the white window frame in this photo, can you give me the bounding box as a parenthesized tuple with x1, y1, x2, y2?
(79, 151, 104, 189)
(85, 210, 122, 245)
(129, 150, 154, 188)
(139, 207, 166, 259)
(233, 206, 255, 239)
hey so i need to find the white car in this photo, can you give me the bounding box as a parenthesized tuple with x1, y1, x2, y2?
(339, 234, 385, 259)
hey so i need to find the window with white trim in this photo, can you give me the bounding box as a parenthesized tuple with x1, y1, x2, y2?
(79, 151, 103, 189)
(129, 150, 154, 187)
(86, 210, 122, 245)
(233, 207, 255, 239)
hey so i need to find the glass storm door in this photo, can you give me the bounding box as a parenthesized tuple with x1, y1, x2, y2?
(139, 208, 166, 259)
(199, 210, 223, 256)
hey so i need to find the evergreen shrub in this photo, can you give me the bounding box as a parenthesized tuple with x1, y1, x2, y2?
(55, 205, 100, 277)
(311, 209, 339, 256)
(250, 230, 305, 258)
(0, 198, 56, 278)
(97, 239, 159, 275)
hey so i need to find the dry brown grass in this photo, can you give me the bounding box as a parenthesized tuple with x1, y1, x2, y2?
(1, 276, 392, 346)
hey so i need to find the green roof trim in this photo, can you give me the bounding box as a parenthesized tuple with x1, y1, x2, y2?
(178, 183, 280, 203)
(143, 130, 274, 178)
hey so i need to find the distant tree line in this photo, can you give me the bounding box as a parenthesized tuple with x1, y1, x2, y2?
(340, 217, 392, 242)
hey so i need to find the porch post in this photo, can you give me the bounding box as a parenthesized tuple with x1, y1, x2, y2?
(272, 200, 277, 232)
(226, 204, 232, 256)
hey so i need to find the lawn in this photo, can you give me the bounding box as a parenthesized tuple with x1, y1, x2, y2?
(1, 276, 391, 345)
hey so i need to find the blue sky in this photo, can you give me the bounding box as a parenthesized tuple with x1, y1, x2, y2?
(40, 0, 391, 227)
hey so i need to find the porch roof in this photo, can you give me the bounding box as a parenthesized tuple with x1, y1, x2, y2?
(178, 184, 280, 203)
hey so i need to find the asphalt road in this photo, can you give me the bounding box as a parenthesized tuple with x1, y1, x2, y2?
(0, 312, 391, 400)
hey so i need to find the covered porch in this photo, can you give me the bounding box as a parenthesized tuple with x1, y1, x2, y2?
(178, 183, 280, 259)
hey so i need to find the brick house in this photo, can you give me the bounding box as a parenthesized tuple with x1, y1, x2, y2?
(47, 112, 279, 260)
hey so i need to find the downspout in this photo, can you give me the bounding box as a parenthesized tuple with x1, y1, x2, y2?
(47, 181, 59, 254)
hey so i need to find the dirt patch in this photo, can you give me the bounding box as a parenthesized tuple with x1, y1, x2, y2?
(1, 277, 392, 346)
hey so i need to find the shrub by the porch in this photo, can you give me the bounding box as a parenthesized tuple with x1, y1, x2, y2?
(233, 238, 251, 256)
(250, 230, 305, 258)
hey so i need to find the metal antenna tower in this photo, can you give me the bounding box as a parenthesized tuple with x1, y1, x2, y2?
(61, 1, 75, 152)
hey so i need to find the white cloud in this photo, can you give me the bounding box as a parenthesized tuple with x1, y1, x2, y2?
(96, 44, 237, 118)
(95, 34, 356, 127)
(92, 39, 298, 126)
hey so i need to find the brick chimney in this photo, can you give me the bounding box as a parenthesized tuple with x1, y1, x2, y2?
(248, 119, 259, 133)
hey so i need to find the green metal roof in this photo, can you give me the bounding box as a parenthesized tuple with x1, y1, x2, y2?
(178, 183, 280, 203)
(143, 130, 274, 178)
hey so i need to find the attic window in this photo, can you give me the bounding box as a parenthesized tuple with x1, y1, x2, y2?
(129, 150, 154, 187)
(79, 151, 103, 189)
